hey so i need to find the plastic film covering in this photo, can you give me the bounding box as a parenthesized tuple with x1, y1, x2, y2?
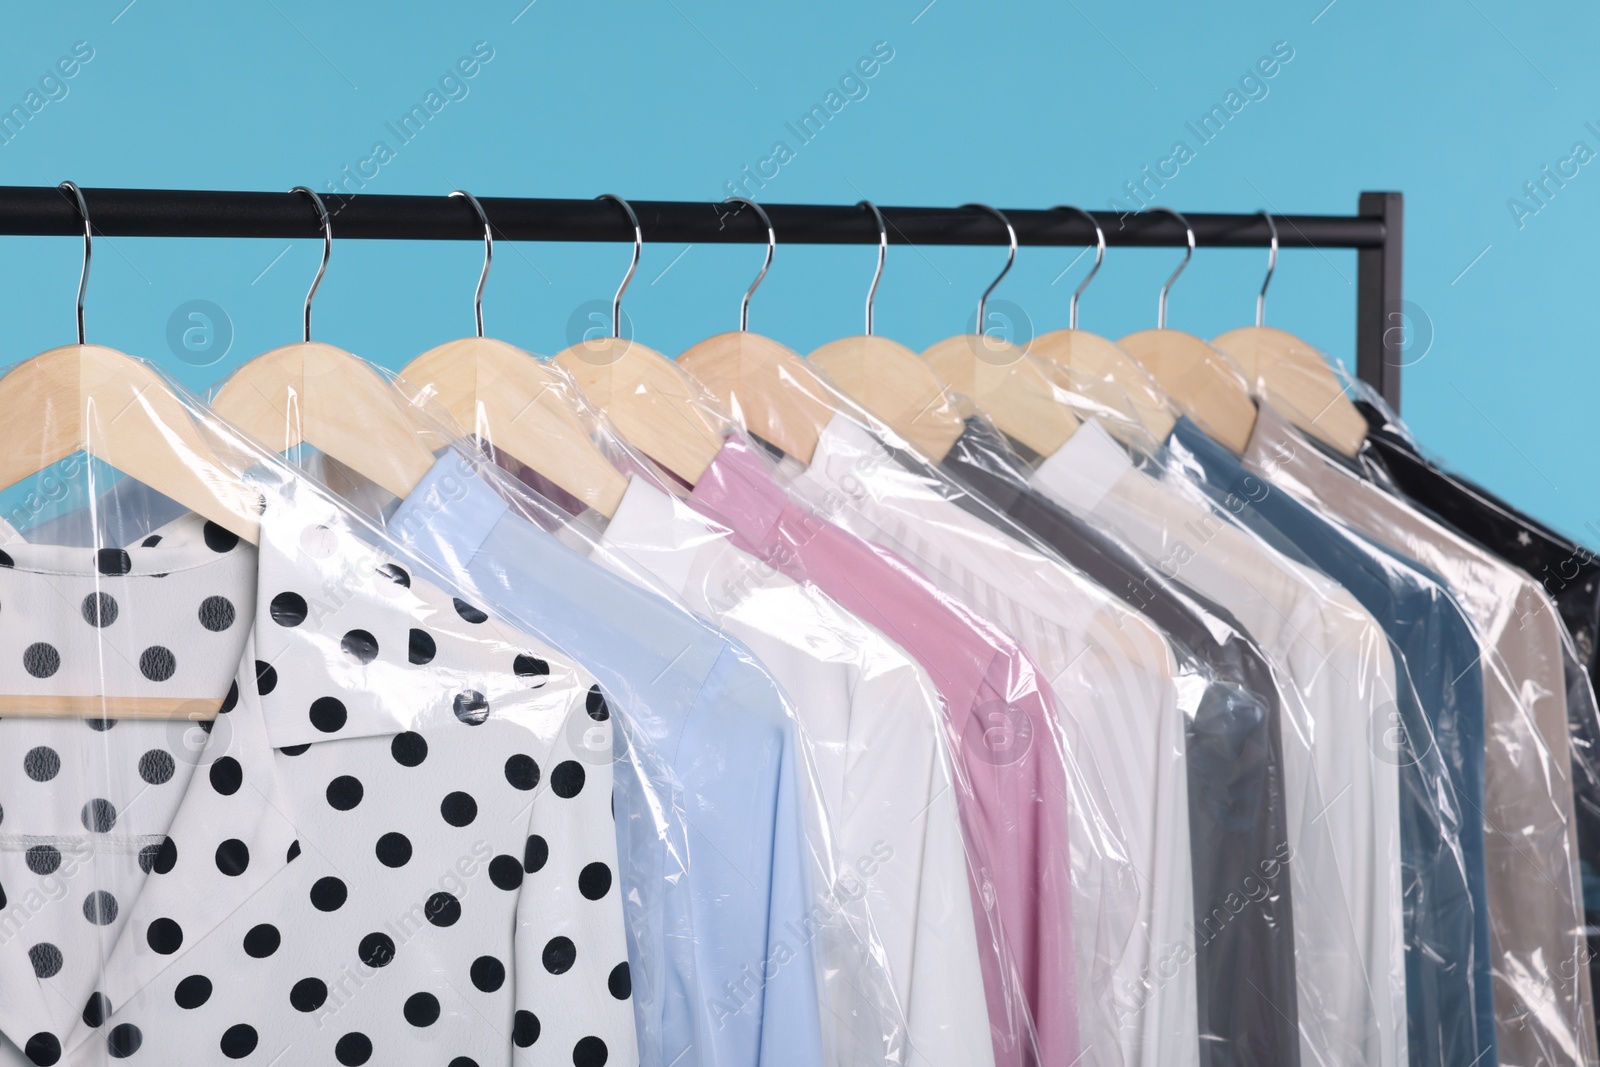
(1246, 384, 1600, 1067)
(240, 363, 916, 1067)
(964, 398, 1418, 1065)
(410, 354, 1150, 1067)
(0, 350, 653, 1065)
(681, 350, 1322, 1066)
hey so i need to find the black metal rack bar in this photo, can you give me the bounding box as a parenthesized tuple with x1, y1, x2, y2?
(0, 185, 1404, 409)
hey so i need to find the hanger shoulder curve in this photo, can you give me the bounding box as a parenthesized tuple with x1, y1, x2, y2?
(551, 336, 724, 485)
(921, 334, 1080, 457)
(213, 340, 437, 499)
(807, 335, 967, 461)
(1028, 328, 1177, 443)
(403, 336, 628, 518)
(677, 331, 837, 465)
(0, 344, 260, 542)
(1210, 325, 1367, 458)
(1118, 328, 1257, 454)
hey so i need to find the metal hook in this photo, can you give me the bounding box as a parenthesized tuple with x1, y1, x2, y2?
(58, 181, 91, 344)
(858, 201, 888, 336)
(1255, 211, 1278, 328)
(596, 194, 641, 340)
(290, 186, 332, 343)
(1143, 206, 1195, 329)
(962, 204, 1016, 337)
(723, 197, 774, 332)
(451, 190, 493, 338)
(1051, 205, 1105, 331)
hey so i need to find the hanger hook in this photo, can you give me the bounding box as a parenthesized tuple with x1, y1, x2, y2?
(58, 181, 91, 344)
(451, 190, 493, 338)
(963, 203, 1016, 335)
(858, 201, 888, 336)
(290, 186, 332, 343)
(1051, 205, 1105, 331)
(723, 197, 774, 332)
(1143, 206, 1195, 329)
(596, 194, 641, 340)
(1256, 210, 1278, 328)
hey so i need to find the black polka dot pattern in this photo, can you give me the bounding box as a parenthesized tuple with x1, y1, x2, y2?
(23, 1032, 59, 1065)
(107, 1022, 142, 1058)
(326, 775, 364, 810)
(335, 1032, 373, 1064)
(270, 591, 309, 626)
(82, 591, 118, 628)
(220, 1023, 258, 1058)
(174, 974, 212, 1008)
(23, 642, 60, 678)
(358, 931, 395, 968)
(139, 748, 176, 784)
(0, 518, 635, 1062)
(440, 791, 477, 826)
(243, 923, 281, 958)
(311, 876, 348, 912)
(29, 942, 63, 977)
(214, 839, 250, 877)
(375, 832, 412, 868)
(23, 746, 60, 781)
(403, 991, 441, 1027)
(291, 976, 328, 1012)
(309, 695, 348, 732)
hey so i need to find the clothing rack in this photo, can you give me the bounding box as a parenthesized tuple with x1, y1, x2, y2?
(0, 185, 1405, 411)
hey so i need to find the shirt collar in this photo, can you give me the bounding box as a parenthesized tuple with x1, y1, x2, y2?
(251, 481, 577, 749)
(1030, 416, 1136, 513)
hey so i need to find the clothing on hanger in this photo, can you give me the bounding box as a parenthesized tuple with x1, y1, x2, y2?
(687, 433, 1082, 1067)
(590, 476, 997, 1067)
(935, 418, 1302, 1067)
(1236, 403, 1597, 1067)
(0, 486, 637, 1066)
(778, 412, 1189, 1067)
(1154, 409, 1494, 1065)
(1006, 416, 1409, 1066)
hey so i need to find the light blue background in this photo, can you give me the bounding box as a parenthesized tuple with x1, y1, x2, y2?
(0, 0, 1593, 541)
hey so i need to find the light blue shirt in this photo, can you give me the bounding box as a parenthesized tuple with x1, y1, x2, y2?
(388, 453, 824, 1067)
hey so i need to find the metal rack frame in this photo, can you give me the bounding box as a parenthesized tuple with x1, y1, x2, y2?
(0, 185, 1405, 410)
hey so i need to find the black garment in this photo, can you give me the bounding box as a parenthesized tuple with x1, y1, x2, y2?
(936, 423, 1301, 1067)
(1355, 399, 1600, 1019)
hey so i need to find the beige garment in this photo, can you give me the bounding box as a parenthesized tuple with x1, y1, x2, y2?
(1242, 404, 1597, 1067)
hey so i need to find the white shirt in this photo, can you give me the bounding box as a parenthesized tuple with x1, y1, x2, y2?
(783, 414, 1197, 1067)
(588, 475, 994, 1067)
(1031, 418, 1406, 1067)
(0, 498, 636, 1066)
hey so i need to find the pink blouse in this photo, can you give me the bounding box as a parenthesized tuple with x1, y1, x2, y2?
(690, 436, 1079, 1067)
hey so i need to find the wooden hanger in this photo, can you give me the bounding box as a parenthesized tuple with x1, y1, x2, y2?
(920, 204, 1081, 458)
(1026, 206, 1177, 444)
(0, 183, 260, 719)
(212, 188, 437, 500)
(550, 195, 724, 485)
(400, 192, 628, 517)
(1209, 213, 1367, 458)
(1116, 207, 1257, 455)
(805, 202, 968, 462)
(675, 198, 837, 464)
